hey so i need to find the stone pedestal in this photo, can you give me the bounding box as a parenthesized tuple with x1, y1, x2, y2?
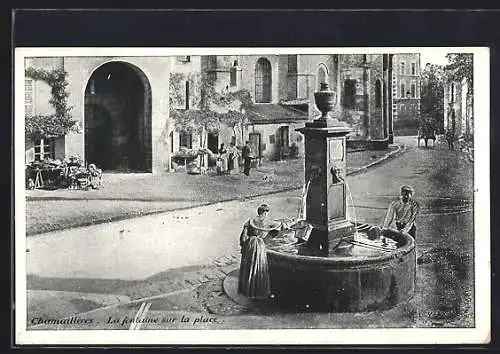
(266, 230, 416, 312)
(296, 82, 355, 255)
(297, 119, 354, 254)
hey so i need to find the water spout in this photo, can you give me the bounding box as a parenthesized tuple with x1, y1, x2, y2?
(298, 180, 311, 220)
(345, 181, 359, 239)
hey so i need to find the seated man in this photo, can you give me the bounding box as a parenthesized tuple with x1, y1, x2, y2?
(382, 185, 420, 239)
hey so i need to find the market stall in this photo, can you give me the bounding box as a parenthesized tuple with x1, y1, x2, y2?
(26, 156, 102, 190)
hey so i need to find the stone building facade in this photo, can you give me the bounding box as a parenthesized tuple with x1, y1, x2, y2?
(24, 56, 171, 174)
(24, 53, 395, 174)
(338, 54, 394, 147)
(391, 54, 421, 135)
(443, 76, 473, 140)
(203, 53, 394, 155)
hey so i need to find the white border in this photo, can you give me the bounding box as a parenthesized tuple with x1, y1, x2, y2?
(15, 47, 490, 345)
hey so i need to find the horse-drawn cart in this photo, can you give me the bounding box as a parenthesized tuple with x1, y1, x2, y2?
(417, 124, 437, 147)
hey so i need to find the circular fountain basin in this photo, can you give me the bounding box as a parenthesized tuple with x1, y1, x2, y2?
(265, 227, 416, 312)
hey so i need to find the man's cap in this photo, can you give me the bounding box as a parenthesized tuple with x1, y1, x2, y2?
(401, 185, 414, 193)
(257, 203, 270, 214)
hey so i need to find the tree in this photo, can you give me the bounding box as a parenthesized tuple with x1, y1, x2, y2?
(170, 72, 217, 148)
(218, 89, 253, 144)
(169, 71, 254, 171)
(420, 63, 445, 133)
(25, 68, 79, 141)
(445, 53, 473, 94)
(169, 71, 253, 148)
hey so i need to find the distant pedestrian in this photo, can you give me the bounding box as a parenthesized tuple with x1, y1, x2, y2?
(382, 185, 420, 240)
(445, 129, 455, 150)
(242, 141, 254, 176)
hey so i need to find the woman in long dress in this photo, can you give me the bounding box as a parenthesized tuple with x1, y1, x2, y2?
(238, 204, 281, 299)
(228, 142, 240, 174)
(218, 143, 228, 174)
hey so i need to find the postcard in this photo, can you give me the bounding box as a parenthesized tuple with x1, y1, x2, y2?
(15, 47, 490, 345)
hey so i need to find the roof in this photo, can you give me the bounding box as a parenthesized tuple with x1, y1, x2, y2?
(247, 104, 309, 124)
(279, 98, 310, 106)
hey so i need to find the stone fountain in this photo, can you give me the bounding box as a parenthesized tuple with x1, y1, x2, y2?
(261, 83, 416, 312)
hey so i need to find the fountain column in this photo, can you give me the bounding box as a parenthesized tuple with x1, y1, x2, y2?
(297, 82, 355, 254)
(255, 84, 416, 311)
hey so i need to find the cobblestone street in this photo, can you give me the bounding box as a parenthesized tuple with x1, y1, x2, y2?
(26, 136, 476, 330)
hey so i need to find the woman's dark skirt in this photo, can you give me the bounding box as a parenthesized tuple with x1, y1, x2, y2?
(238, 236, 270, 299)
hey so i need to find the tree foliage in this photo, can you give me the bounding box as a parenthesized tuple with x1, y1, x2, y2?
(169, 71, 253, 143)
(420, 63, 445, 133)
(25, 68, 78, 140)
(26, 114, 79, 141)
(445, 53, 473, 94)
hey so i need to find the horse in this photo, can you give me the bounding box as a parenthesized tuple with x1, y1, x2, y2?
(417, 124, 437, 147)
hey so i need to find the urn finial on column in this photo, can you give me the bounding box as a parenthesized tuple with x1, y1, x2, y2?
(314, 82, 335, 121)
(310, 82, 348, 129)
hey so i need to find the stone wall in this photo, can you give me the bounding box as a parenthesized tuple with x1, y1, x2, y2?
(298, 55, 336, 118)
(238, 55, 281, 104)
(339, 54, 386, 141)
(444, 77, 472, 138)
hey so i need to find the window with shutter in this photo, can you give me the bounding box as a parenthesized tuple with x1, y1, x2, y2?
(230, 67, 237, 87)
(179, 131, 192, 149)
(185, 80, 190, 109)
(34, 138, 54, 161)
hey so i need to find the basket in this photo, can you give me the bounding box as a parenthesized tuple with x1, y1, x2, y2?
(291, 220, 313, 241)
(279, 219, 313, 242)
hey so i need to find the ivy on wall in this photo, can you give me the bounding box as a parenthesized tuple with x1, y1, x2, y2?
(25, 67, 78, 140)
(169, 71, 254, 141)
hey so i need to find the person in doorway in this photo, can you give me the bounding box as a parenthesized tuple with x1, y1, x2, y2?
(238, 204, 281, 300)
(227, 141, 240, 174)
(242, 141, 254, 176)
(382, 185, 420, 240)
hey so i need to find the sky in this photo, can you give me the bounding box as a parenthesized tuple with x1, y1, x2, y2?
(419, 48, 450, 68)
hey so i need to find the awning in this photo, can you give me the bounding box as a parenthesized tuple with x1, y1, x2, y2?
(247, 104, 309, 125)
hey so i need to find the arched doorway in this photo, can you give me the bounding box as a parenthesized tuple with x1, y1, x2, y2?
(255, 58, 272, 103)
(84, 62, 152, 172)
